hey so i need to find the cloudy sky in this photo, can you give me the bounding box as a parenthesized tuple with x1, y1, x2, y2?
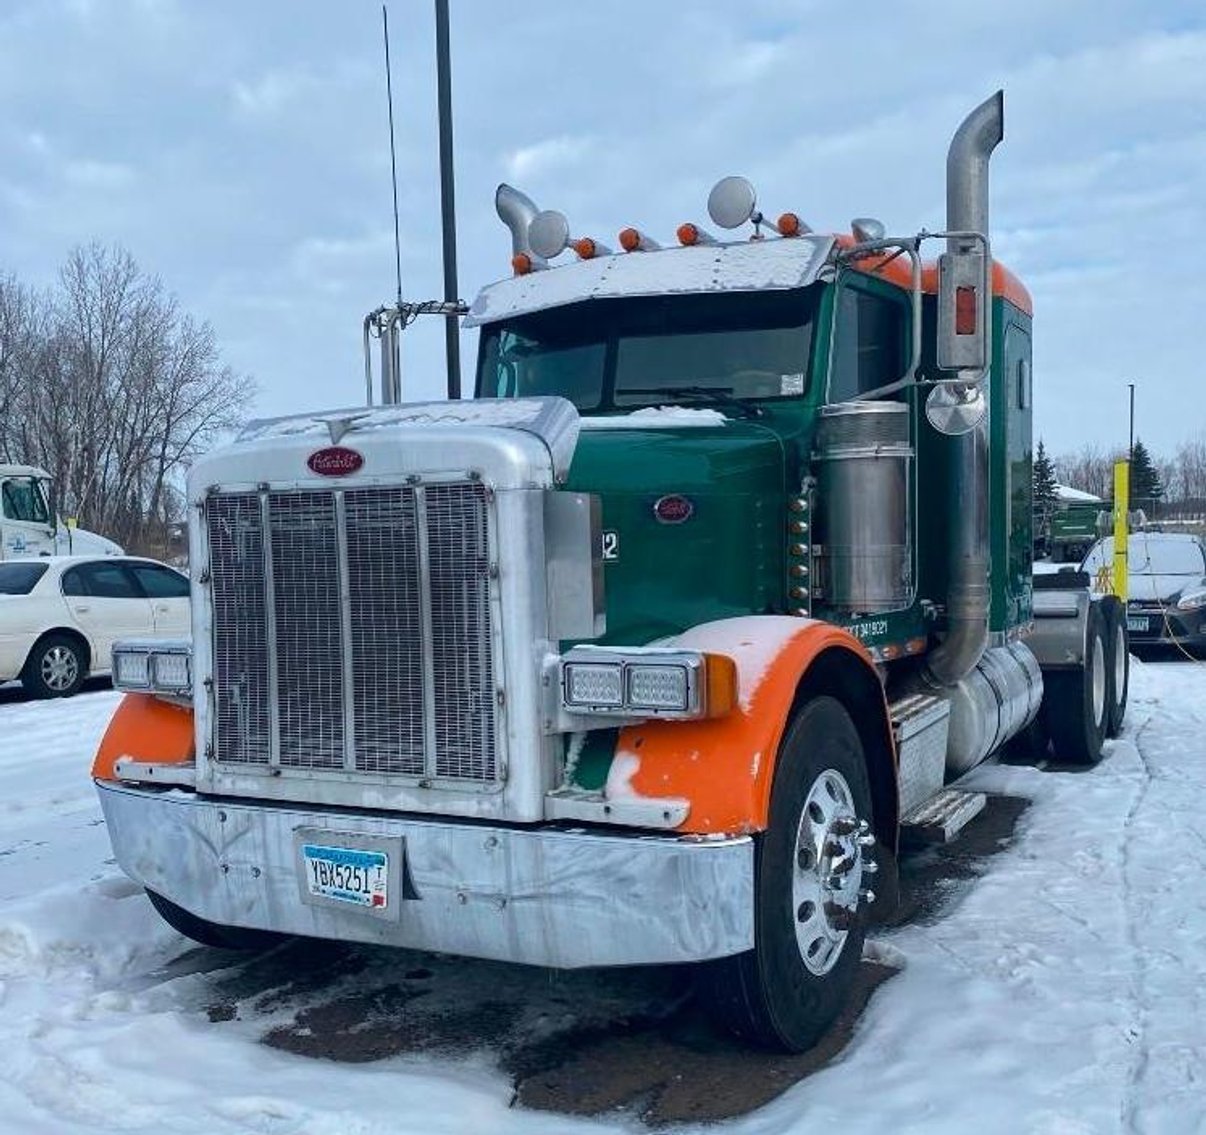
(1, 0, 1203, 458)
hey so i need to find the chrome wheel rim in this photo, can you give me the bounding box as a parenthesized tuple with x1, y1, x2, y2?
(1114, 623, 1126, 703)
(1091, 637, 1107, 729)
(41, 645, 79, 692)
(791, 768, 869, 976)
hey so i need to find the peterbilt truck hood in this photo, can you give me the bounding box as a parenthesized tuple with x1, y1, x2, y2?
(566, 412, 789, 644)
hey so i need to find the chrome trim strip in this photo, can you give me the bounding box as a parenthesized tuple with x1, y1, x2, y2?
(413, 486, 439, 780)
(260, 489, 281, 769)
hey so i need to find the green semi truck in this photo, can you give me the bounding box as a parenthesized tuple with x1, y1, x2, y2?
(93, 91, 1127, 1052)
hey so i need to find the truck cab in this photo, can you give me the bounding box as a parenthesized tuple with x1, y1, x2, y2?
(0, 464, 123, 560)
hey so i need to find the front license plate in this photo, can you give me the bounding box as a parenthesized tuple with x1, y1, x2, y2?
(1126, 616, 1149, 633)
(302, 843, 389, 909)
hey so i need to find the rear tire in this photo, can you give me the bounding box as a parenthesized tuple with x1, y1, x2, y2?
(1101, 599, 1129, 738)
(1042, 602, 1108, 765)
(146, 890, 287, 951)
(21, 632, 86, 699)
(698, 696, 876, 1052)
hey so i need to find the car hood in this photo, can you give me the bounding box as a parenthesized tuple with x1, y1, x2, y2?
(1128, 574, 1206, 605)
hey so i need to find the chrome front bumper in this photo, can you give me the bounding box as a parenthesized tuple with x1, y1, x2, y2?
(97, 781, 754, 969)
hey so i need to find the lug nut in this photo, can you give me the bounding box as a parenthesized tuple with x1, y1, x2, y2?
(861, 859, 879, 875)
(859, 888, 876, 904)
(857, 833, 876, 848)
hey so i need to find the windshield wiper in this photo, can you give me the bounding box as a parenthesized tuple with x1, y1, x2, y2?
(622, 386, 765, 419)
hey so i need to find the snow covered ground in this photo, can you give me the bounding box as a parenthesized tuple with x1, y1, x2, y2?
(0, 658, 1204, 1134)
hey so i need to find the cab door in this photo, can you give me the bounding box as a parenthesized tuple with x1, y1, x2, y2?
(128, 562, 190, 635)
(60, 561, 155, 672)
(1, 476, 56, 558)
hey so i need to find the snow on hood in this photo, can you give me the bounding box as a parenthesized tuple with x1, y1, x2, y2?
(579, 406, 728, 430)
(236, 396, 581, 481)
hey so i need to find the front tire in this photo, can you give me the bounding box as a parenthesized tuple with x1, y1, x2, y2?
(146, 890, 287, 951)
(1042, 602, 1108, 765)
(22, 632, 86, 699)
(699, 696, 876, 1051)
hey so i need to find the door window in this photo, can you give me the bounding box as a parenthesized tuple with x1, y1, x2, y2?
(131, 563, 190, 599)
(1, 477, 51, 524)
(62, 561, 142, 599)
(828, 286, 907, 402)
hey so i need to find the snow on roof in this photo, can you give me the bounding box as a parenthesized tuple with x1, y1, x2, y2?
(1055, 483, 1103, 503)
(464, 234, 836, 327)
(579, 407, 727, 430)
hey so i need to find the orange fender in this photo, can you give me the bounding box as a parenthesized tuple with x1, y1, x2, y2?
(608, 617, 896, 837)
(92, 693, 195, 780)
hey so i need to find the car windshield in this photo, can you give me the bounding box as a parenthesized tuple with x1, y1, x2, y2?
(476, 289, 818, 413)
(0, 562, 49, 594)
(1083, 535, 1206, 577)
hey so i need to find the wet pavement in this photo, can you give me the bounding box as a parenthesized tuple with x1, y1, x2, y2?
(160, 792, 1029, 1127)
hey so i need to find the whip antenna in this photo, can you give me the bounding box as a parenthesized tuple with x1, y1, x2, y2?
(383, 4, 403, 306)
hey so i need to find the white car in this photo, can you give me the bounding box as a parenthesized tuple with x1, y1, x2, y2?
(0, 556, 189, 698)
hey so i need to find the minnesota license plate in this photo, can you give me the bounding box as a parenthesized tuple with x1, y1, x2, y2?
(1126, 616, 1149, 633)
(301, 843, 389, 909)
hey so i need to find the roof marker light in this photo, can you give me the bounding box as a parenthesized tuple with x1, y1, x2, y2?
(777, 212, 809, 237)
(511, 252, 535, 276)
(573, 236, 611, 260)
(619, 227, 660, 253)
(676, 223, 716, 247)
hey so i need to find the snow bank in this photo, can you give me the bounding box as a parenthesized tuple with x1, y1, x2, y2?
(1, 660, 1205, 1133)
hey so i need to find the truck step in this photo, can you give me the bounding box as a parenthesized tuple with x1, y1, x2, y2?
(901, 788, 987, 847)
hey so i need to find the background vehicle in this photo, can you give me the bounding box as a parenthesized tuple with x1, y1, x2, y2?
(0, 464, 123, 560)
(0, 556, 188, 697)
(94, 92, 1124, 1052)
(1083, 531, 1206, 650)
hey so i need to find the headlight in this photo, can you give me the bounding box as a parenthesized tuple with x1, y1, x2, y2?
(112, 649, 151, 690)
(112, 640, 192, 696)
(1177, 589, 1206, 611)
(560, 647, 735, 719)
(564, 661, 624, 709)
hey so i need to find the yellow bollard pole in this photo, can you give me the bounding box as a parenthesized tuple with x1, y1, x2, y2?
(1113, 460, 1129, 601)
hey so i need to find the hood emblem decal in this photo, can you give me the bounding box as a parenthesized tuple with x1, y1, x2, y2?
(653, 494, 694, 525)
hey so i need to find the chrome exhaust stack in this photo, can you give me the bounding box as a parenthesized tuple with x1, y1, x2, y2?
(925, 91, 1003, 687)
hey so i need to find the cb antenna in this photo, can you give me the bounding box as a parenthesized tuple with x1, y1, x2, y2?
(382, 4, 403, 307)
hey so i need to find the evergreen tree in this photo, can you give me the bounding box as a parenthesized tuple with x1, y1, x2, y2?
(1033, 439, 1058, 552)
(1130, 439, 1163, 512)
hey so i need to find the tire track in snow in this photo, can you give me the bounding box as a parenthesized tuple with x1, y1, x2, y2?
(1118, 703, 1157, 1135)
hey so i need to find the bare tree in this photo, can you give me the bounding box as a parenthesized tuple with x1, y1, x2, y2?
(1, 243, 254, 553)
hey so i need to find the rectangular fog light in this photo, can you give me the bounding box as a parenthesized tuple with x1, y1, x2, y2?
(151, 651, 191, 691)
(112, 650, 150, 690)
(564, 662, 623, 708)
(626, 664, 689, 711)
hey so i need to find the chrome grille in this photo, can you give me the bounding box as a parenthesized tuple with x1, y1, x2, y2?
(206, 482, 497, 783)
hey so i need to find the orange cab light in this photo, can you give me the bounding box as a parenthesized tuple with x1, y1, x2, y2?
(619, 227, 642, 252)
(955, 286, 977, 335)
(677, 222, 705, 246)
(905, 636, 927, 655)
(573, 236, 601, 259)
(880, 643, 902, 661)
(778, 212, 804, 237)
(511, 252, 534, 276)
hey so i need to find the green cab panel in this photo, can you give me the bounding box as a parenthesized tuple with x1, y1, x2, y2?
(566, 422, 790, 645)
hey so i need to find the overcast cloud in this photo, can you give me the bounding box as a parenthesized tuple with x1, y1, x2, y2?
(1, 0, 1203, 456)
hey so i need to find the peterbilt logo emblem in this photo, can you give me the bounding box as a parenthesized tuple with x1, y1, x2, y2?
(653, 494, 694, 524)
(307, 447, 364, 476)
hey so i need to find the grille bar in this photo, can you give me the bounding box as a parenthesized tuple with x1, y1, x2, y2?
(207, 482, 497, 784)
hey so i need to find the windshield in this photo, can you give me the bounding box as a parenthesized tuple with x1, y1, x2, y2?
(1083, 535, 1206, 577)
(476, 289, 818, 413)
(1, 477, 51, 525)
(0, 562, 49, 595)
